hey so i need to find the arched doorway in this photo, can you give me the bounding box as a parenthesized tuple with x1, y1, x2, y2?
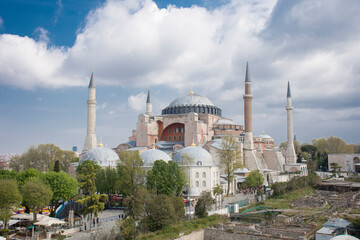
(354, 157, 360, 173)
(160, 123, 185, 142)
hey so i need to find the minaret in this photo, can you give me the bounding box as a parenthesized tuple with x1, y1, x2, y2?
(145, 89, 153, 117)
(82, 72, 97, 152)
(285, 81, 297, 164)
(243, 58, 254, 150)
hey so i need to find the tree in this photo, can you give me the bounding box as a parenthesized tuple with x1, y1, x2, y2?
(10, 144, 76, 172)
(118, 217, 135, 240)
(142, 194, 177, 232)
(194, 192, 213, 218)
(213, 184, 224, 196)
(76, 160, 100, 195)
(41, 172, 79, 217)
(217, 137, 242, 196)
(21, 179, 53, 221)
(75, 160, 107, 230)
(245, 170, 264, 188)
(95, 167, 118, 196)
(0, 179, 22, 228)
(146, 160, 185, 196)
(301, 144, 317, 158)
(117, 151, 145, 197)
(77, 193, 108, 230)
(330, 163, 342, 174)
(53, 160, 60, 172)
(0, 170, 18, 180)
(141, 193, 184, 232)
(16, 168, 42, 186)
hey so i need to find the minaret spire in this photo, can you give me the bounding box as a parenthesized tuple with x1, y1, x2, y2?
(83, 72, 98, 152)
(285, 81, 296, 164)
(146, 89, 153, 117)
(287, 80, 291, 98)
(243, 58, 253, 150)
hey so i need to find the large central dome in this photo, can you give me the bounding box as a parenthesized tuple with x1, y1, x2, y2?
(169, 93, 214, 107)
(162, 93, 222, 116)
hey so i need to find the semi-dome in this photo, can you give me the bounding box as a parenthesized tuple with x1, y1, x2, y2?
(174, 146, 215, 166)
(258, 134, 273, 139)
(214, 118, 235, 125)
(140, 149, 171, 167)
(162, 93, 222, 116)
(81, 147, 119, 167)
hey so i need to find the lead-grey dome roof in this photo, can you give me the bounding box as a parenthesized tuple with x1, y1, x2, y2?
(140, 149, 171, 167)
(81, 147, 119, 167)
(169, 94, 214, 107)
(162, 93, 222, 116)
(174, 146, 215, 166)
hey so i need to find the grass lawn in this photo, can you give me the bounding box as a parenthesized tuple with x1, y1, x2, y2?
(240, 187, 315, 211)
(137, 214, 228, 240)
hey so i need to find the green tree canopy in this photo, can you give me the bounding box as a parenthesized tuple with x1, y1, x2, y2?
(245, 170, 264, 188)
(0, 179, 22, 228)
(117, 151, 145, 197)
(41, 172, 79, 216)
(142, 193, 184, 232)
(217, 137, 242, 196)
(10, 144, 76, 172)
(16, 168, 42, 186)
(194, 191, 213, 218)
(95, 166, 118, 196)
(76, 160, 100, 195)
(0, 170, 18, 180)
(213, 184, 224, 196)
(146, 160, 185, 196)
(21, 178, 53, 221)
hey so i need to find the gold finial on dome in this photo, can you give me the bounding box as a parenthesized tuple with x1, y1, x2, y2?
(191, 137, 196, 147)
(262, 130, 264, 135)
(190, 85, 194, 95)
(246, 56, 248, 62)
(152, 144, 155, 149)
(98, 137, 103, 147)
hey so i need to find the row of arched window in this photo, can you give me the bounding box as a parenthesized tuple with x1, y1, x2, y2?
(195, 181, 206, 187)
(195, 172, 206, 178)
(163, 135, 182, 141)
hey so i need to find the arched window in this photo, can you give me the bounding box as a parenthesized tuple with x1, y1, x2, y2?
(196, 181, 199, 187)
(196, 172, 199, 178)
(179, 136, 182, 140)
(202, 172, 206, 178)
(202, 181, 206, 187)
(174, 136, 177, 141)
(164, 136, 166, 141)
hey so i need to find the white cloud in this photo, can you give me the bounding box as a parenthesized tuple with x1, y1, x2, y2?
(97, 102, 108, 110)
(54, 0, 63, 24)
(34, 27, 50, 44)
(0, 0, 360, 145)
(128, 91, 147, 111)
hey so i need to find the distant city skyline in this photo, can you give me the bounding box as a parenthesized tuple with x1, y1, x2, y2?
(0, 0, 359, 154)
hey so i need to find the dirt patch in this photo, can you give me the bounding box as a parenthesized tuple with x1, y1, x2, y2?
(292, 190, 360, 215)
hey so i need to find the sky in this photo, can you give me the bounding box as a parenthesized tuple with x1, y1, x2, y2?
(0, 0, 360, 154)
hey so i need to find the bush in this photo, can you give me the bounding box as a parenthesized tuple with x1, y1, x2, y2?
(195, 192, 212, 218)
(0, 229, 10, 237)
(271, 174, 320, 197)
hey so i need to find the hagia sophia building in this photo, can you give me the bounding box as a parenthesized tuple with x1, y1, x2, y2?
(77, 60, 308, 196)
